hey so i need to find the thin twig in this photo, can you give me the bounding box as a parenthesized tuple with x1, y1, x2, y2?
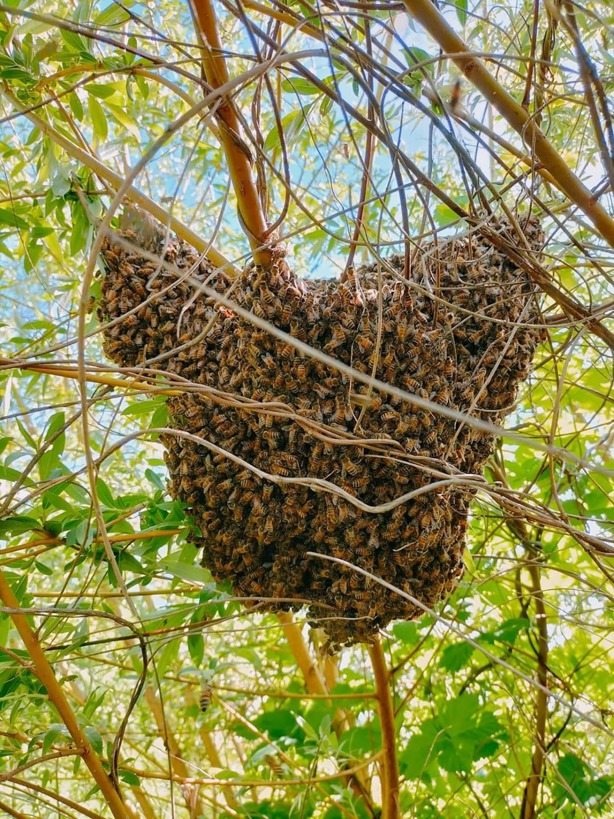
(520, 560, 550, 819)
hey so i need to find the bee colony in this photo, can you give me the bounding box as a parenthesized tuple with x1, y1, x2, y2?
(99, 211, 544, 648)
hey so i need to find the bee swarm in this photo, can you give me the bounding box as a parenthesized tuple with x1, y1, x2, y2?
(99, 211, 544, 648)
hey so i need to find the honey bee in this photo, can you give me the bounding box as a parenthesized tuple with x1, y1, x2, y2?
(262, 429, 283, 448)
(252, 300, 266, 318)
(355, 335, 373, 352)
(353, 591, 371, 602)
(266, 755, 284, 778)
(397, 324, 410, 342)
(403, 376, 420, 392)
(325, 325, 347, 352)
(435, 387, 450, 405)
(334, 397, 349, 424)
(199, 683, 213, 713)
(342, 457, 361, 476)
(281, 302, 293, 325)
(420, 510, 433, 528)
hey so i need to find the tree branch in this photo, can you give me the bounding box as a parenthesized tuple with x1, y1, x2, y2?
(369, 639, 400, 819)
(189, 0, 272, 265)
(402, 0, 614, 248)
(0, 570, 130, 819)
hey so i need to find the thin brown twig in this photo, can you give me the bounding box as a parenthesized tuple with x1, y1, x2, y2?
(520, 560, 549, 819)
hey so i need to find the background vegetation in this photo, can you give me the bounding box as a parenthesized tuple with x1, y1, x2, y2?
(0, 0, 612, 817)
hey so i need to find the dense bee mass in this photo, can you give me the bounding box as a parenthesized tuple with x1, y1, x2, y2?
(99, 210, 544, 647)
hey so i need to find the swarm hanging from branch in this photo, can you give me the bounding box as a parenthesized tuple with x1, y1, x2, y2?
(98, 210, 544, 648)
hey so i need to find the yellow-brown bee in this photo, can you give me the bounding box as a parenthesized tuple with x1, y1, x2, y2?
(199, 684, 213, 713)
(281, 302, 293, 325)
(355, 335, 373, 352)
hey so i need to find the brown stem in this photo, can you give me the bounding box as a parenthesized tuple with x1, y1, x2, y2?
(369, 639, 400, 819)
(190, 0, 272, 265)
(520, 562, 549, 819)
(277, 612, 328, 694)
(0, 571, 129, 819)
(401, 0, 614, 247)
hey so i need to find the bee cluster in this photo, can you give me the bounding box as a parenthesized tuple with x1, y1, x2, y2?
(99, 211, 544, 648)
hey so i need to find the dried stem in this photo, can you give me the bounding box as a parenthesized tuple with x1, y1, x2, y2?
(0, 570, 130, 819)
(368, 639, 400, 819)
(190, 0, 272, 265)
(401, 0, 614, 247)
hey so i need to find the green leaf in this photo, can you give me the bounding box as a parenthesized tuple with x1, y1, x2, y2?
(106, 102, 140, 140)
(39, 411, 66, 480)
(86, 83, 116, 99)
(439, 642, 475, 671)
(454, 0, 468, 25)
(95, 1, 132, 27)
(119, 769, 140, 786)
(0, 208, 29, 230)
(391, 621, 419, 644)
(60, 29, 88, 52)
(0, 516, 41, 537)
(188, 632, 204, 667)
(122, 399, 167, 416)
(41, 724, 71, 754)
(160, 559, 212, 585)
(88, 96, 108, 142)
(95, 477, 116, 508)
(83, 726, 103, 755)
(281, 77, 322, 96)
